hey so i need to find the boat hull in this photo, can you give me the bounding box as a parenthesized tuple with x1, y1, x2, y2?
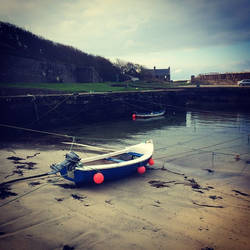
(57, 139, 154, 185)
(135, 110, 165, 119)
(60, 158, 150, 185)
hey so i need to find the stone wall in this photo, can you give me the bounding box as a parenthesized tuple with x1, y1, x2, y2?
(191, 72, 250, 84)
(76, 67, 102, 83)
(0, 87, 250, 128)
(0, 54, 102, 83)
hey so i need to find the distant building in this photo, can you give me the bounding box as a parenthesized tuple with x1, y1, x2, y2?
(191, 71, 250, 84)
(146, 66, 171, 81)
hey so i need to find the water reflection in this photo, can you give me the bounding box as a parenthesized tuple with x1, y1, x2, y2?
(57, 111, 187, 147)
(62, 109, 250, 189)
(1, 109, 250, 189)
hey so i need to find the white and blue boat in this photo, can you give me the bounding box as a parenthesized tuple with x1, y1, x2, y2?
(50, 140, 154, 185)
(132, 110, 165, 119)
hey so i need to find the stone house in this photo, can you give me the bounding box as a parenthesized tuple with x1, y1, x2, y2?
(146, 66, 171, 81)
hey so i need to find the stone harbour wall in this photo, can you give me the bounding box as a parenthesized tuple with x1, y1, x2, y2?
(0, 54, 102, 83)
(0, 87, 250, 128)
(191, 72, 250, 84)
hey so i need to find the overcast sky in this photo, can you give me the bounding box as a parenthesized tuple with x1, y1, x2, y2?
(1, 0, 250, 80)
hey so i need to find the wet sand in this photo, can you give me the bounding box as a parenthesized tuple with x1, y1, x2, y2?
(0, 144, 250, 250)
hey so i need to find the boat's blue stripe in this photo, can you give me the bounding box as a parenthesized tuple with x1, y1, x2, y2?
(128, 152, 143, 157)
(106, 157, 124, 163)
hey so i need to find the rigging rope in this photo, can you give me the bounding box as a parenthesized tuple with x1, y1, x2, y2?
(28, 94, 72, 126)
(0, 175, 67, 208)
(155, 136, 244, 157)
(0, 123, 73, 138)
(0, 173, 51, 186)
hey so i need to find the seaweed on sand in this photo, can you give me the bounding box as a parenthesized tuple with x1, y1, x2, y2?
(0, 185, 17, 199)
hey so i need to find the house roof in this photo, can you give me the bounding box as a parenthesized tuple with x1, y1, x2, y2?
(153, 68, 170, 75)
(146, 67, 170, 75)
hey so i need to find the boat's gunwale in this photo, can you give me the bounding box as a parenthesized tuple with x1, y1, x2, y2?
(135, 110, 165, 118)
(76, 140, 153, 171)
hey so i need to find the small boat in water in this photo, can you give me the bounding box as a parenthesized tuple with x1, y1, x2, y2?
(50, 140, 154, 185)
(132, 110, 165, 119)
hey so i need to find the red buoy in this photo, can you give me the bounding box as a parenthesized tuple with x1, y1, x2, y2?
(148, 158, 154, 165)
(93, 172, 104, 184)
(137, 166, 146, 174)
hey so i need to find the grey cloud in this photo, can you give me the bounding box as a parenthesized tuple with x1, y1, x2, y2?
(0, 0, 250, 58)
(129, 0, 250, 53)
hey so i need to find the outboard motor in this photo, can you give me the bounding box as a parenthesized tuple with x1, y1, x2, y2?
(50, 151, 82, 174)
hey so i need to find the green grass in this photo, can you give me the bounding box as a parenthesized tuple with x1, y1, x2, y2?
(0, 81, 187, 93)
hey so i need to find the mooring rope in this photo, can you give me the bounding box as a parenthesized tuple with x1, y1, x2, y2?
(0, 182, 50, 208)
(0, 123, 73, 138)
(0, 173, 51, 186)
(69, 136, 76, 151)
(0, 175, 66, 208)
(28, 94, 72, 126)
(155, 136, 244, 155)
(154, 135, 247, 162)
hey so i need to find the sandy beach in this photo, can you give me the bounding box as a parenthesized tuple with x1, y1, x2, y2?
(0, 143, 250, 250)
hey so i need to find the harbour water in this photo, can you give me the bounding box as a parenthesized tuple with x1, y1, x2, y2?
(51, 109, 250, 190)
(2, 108, 250, 190)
